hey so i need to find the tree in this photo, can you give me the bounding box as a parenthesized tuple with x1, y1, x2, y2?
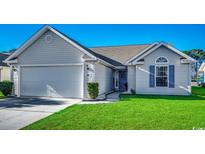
(183, 49, 205, 79)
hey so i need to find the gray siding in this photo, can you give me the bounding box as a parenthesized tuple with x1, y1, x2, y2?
(18, 30, 84, 65)
(95, 62, 114, 95)
(133, 46, 191, 95)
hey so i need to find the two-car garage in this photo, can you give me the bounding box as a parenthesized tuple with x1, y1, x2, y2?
(5, 26, 96, 99)
(19, 65, 83, 98)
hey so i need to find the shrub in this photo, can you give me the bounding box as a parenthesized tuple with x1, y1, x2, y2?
(202, 83, 205, 88)
(0, 80, 13, 96)
(87, 82, 99, 99)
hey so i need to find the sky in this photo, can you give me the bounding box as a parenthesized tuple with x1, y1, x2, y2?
(0, 24, 205, 52)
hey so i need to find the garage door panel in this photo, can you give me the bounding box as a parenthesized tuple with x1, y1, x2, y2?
(21, 66, 83, 98)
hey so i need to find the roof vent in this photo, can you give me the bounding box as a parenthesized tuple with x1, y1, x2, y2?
(45, 35, 53, 43)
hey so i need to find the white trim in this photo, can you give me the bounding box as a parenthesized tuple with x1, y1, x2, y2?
(155, 65, 169, 88)
(17, 66, 21, 97)
(4, 59, 18, 64)
(155, 56, 169, 64)
(125, 42, 158, 64)
(5, 25, 97, 63)
(19, 63, 83, 67)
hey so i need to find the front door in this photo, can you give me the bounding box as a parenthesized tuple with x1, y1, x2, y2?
(119, 71, 127, 91)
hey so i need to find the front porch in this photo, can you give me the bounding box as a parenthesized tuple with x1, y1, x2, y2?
(114, 70, 127, 92)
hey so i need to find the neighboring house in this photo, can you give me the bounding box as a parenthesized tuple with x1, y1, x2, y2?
(0, 53, 11, 81)
(198, 62, 205, 84)
(5, 25, 195, 98)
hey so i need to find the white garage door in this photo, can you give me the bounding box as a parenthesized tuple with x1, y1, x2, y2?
(20, 65, 83, 98)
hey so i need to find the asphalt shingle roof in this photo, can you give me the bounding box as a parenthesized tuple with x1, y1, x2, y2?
(90, 44, 150, 64)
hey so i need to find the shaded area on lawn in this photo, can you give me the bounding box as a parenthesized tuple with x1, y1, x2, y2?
(192, 86, 205, 96)
(120, 94, 205, 101)
(23, 86, 205, 130)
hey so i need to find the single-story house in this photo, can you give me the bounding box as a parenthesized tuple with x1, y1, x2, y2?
(198, 62, 205, 84)
(4, 25, 195, 98)
(0, 53, 11, 81)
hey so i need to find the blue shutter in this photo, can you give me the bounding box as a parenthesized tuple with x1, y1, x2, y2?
(149, 65, 155, 88)
(169, 65, 175, 88)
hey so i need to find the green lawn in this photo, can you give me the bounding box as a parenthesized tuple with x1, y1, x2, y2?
(23, 86, 205, 130)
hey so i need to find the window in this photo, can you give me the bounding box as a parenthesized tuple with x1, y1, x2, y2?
(156, 66, 168, 87)
(156, 57, 168, 64)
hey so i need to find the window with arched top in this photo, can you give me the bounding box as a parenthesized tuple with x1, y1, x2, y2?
(155, 57, 169, 87)
(155, 57, 168, 64)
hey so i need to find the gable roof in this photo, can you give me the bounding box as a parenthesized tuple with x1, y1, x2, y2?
(5, 25, 124, 68)
(5, 25, 195, 68)
(90, 44, 150, 64)
(126, 42, 196, 64)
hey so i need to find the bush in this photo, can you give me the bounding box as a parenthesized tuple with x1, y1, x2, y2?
(201, 83, 205, 88)
(87, 82, 99, 99)
(0, 81, 13, 96)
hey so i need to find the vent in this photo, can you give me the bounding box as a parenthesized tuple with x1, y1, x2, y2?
(45, 35, 53, 43)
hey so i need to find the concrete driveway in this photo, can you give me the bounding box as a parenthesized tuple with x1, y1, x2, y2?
(0, 97, 81, 130)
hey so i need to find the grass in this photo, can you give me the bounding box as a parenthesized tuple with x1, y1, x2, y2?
(23, 86, 205, 130)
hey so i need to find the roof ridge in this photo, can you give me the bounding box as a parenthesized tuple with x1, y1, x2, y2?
(89, 43, 151, 48)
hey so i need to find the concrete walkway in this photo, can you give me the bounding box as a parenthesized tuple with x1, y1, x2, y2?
(0, 97, 81, 130)
(79, 92, 120, 104)
(106, 92, 120, 101)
